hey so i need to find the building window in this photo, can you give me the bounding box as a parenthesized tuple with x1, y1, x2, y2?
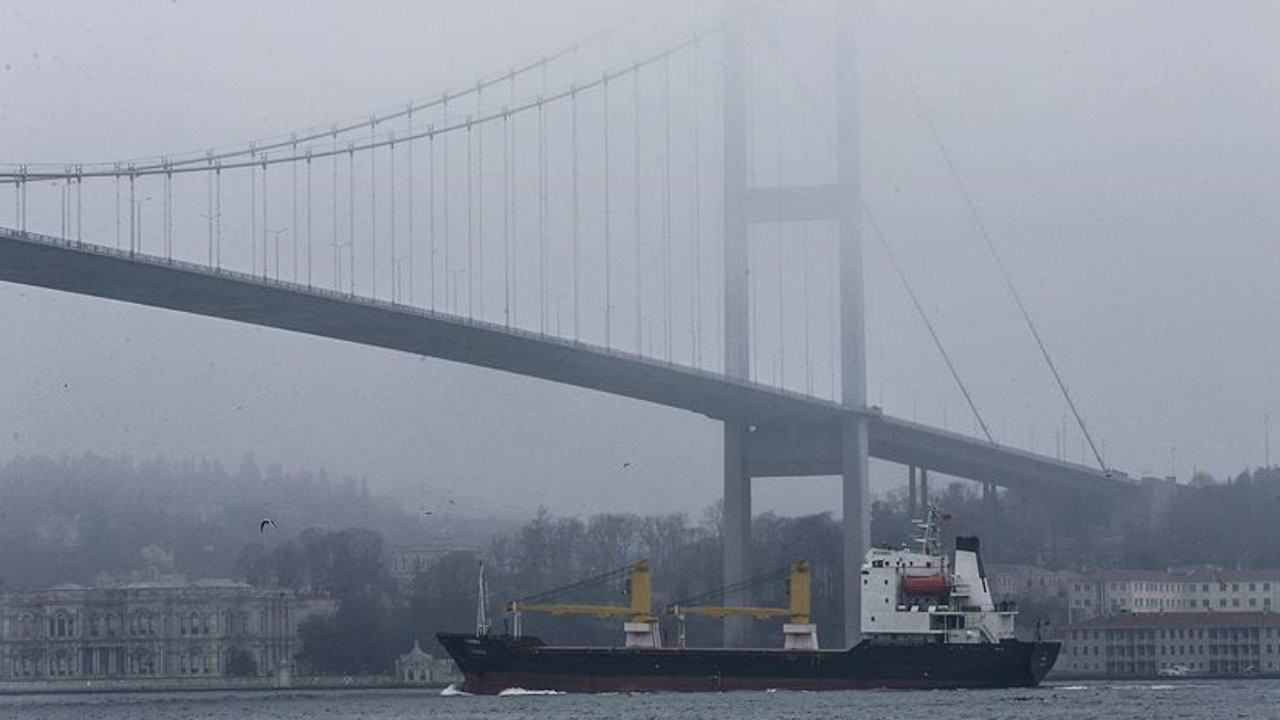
(53, 612, 73, 638)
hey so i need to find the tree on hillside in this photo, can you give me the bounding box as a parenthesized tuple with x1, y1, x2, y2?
(405, 551, 483, 653)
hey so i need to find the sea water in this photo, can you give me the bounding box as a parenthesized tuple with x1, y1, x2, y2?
(5, 680, 1280, 719)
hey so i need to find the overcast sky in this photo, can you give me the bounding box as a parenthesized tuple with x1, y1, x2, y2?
(1, 0, 1277, 519)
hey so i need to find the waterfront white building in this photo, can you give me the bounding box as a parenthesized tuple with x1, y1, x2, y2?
(0, 579, 334, 679)
(1063, 611, 1280, 677)
(1067, 568, 1280, 622)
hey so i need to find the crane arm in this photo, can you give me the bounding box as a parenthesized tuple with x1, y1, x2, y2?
(508, 601, 649, 620)
(665, 604, 791, 620)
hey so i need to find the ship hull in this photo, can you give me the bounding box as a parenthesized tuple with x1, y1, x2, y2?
(437, 633, 1060, 694)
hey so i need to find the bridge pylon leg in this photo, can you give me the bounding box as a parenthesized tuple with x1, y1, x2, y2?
(835, 0, 867, 647)
(841, 417, 870, 646)
(908, 465, 918, 518)
(722, 421, 752, 647)
(720, 12, 753, 649)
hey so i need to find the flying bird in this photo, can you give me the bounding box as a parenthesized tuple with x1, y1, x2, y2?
(259, 518, 277, 534)
(621, 462, 632, 470)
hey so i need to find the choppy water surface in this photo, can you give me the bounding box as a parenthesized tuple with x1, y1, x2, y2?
(6, 681, 1280, 719)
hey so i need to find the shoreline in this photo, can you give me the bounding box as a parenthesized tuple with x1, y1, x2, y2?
(0, 676, 455, 696)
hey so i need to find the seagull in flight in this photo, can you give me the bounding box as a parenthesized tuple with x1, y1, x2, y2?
(259, 518, 277, 534)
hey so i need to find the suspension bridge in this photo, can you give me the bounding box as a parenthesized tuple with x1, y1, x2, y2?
(0, 3, 1138, 644)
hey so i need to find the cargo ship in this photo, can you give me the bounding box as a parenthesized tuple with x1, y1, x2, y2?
(438, 509, 1059, 693)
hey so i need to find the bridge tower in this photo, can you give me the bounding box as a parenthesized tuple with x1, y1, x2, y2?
(722, 5, 867, 646)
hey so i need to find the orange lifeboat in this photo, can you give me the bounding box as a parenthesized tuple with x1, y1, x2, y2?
(901, 574, 948, 595)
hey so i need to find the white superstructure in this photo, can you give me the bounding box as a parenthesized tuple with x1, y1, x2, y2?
(860, 508, 1017, 644)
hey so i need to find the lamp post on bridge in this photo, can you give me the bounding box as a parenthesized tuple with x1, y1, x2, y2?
(265, 228, 290, 281)
(54, 180, 71, 241)
(129, 195, 152, 255)
(333, 241, 353, 294)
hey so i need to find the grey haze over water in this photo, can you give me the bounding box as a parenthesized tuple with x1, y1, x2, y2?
(1, 1, 1277, 516)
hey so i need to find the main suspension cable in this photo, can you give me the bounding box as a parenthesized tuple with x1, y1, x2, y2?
(898, 58, 1105, 470)
(864, 204, 994, 443)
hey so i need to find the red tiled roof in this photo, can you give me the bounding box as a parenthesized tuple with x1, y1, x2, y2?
(1071, 612, 1280, 630)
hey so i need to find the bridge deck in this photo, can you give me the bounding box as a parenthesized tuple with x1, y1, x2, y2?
(0, 228, 1132, 495)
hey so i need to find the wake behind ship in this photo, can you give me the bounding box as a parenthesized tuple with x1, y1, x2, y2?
(439, 509, 1060, 693)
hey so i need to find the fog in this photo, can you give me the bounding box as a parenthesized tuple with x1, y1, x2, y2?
(1, 0, 1278, 519)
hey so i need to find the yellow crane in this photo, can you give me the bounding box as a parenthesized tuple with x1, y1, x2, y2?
(506, 560, 660, 647)
(664, 561, 818, 649)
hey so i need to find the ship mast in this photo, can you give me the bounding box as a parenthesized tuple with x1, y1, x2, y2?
(914, 505, 942, 556)
(475, 561, 491, 637)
